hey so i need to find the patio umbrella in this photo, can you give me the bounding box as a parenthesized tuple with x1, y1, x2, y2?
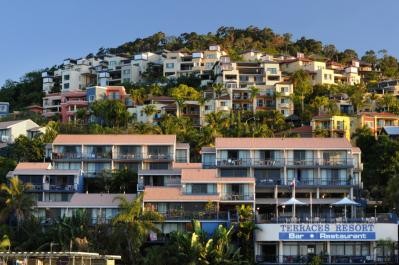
(281, 197, 307, 217)
(332, 197, 360, 219)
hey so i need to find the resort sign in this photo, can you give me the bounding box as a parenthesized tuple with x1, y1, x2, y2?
(279, 223, 376, 241)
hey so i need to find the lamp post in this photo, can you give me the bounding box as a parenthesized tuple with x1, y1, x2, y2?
(282, 205, 285, 215)
(374, 205, 377, 218)
(329, 205, 332, 219)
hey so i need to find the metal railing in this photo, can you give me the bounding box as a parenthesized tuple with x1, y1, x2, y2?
(52, 152, 82, 160)
(216, 158, 252, 167)
(83, 152, 112, 159)
(215, 158, 354, 167)
(160, 211, 229, 221)
(114, 153, 142, 160)
(220, 193, 255, 201)
(256, 254, 399, 264)
(144, 153, 173, 160)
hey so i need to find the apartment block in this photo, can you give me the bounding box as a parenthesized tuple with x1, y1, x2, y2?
(0, 119, 41, 144)
(7, 162, 82, 202)
(311, 115, 351, 140)
(51, 134, 189, 177)
(60, 91, 88, 123)
(355, 112, 399, 137)
(42, 93, 62, 118)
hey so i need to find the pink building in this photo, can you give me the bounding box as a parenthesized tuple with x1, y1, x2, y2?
(60, 91, 88, 123)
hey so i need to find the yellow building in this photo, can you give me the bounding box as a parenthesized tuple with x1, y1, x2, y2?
(311, 114, 351, 140)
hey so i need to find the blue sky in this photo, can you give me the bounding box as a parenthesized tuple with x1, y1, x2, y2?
(0, 0, 398, 86)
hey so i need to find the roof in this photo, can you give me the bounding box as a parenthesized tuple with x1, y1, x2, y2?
(181, 168, 218, 182)
(176, 142, 190, 149)
(53, 134, 176, 145)
(279, 57, 313, 64)
(359, 112, 399, 118)
(382, 126, 399, 136)
(214, 137, 353, 150)
(201, 147, 216, 153)
(172, 162, 202, 169)
(0, 120, 28, 129)
(37, 193, 135, 208)
(15, 162, 51, 170)
(10, 168, 81, 176)
(352, 147, 361, 153)
(143, 187, 219, 202)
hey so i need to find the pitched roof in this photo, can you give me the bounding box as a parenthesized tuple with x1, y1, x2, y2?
(0, 120, 28, 129)
(352, 147, 361, 153)
(382, 126, 399, 136)
(143, 187, 219, 202)
(181, 168, 218, 182)
(53, 134, 176, 145)
(15, 162, 51, 170)
(359, 112, 399, 118)
(37, 193, 135, 208)
(215, 137, 353, 149)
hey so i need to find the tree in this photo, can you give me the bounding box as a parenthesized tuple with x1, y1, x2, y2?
(0, 177, 35, 230)
(142, 105, 157, 124)
(249, 86, 260, 112)
(90, 99, 130, 128)
(291, 70, 312, 117)
(0, 157, 16, 183)
(170, 84, 201, 116)
(8, 136, 44, 162)
(112, 194, 164, 265)
(311, 96, 330, 115)
(377, 94, 398, 112)
(0, 235, 10, 251)
(236, 205, 258, 263)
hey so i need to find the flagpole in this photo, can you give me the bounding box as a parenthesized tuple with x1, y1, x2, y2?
(310, 192, 313, 222)
(293, 179, 296, 219)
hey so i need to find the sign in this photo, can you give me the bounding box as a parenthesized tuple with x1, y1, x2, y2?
(278, 223, 376, 241)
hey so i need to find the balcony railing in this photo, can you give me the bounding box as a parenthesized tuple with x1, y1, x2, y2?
(216, 158, 355, 168)
(216, 158, 252, 167)
(220, 193, 255, 201)
(257, 254, 398, 264)
(256, 178, 352, 187)
(52, 152, 82, 160)
(114, 153, 142, 160)
(144, 153, 173, 161)
(252, 159, 285, 167)
(83, 152, 112, 160)
(159, 211, 229, 221)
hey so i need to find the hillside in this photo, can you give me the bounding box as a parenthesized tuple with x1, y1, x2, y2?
(1, 26, 399, 110)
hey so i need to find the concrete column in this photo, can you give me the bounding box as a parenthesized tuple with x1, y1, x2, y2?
(327, 241, 331, 264)
(279, 241, 284, 263)
(372, 241, 377, 262)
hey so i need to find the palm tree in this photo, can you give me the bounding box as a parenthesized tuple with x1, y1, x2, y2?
(112, 194, 163, 265)
(197, 94, 208, 126)
(236, 205, 259, 263)
(212, 83, 228, 112)
(205, 111, 228, 140)
(291, 70, 312, 117)
(142, 104, 157, 124)
(0, 177, 35, 230)
(131, 88, 146, 105)
(249, 86, 260, 112)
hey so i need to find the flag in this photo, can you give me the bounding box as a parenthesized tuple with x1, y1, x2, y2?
(290, 178, 296, 188)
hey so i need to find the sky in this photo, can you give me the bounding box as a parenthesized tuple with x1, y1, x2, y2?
(0, 0, 398, 86)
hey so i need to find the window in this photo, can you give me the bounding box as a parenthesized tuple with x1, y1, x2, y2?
(64, 75, 70, 81)
(149, 163, 169, 170)
(206, 54, 217, 59)
(63, 83, 70, 89)
(220, 101, 226, 106)
(220, 169, 247, 177)
(123, 69, 130, 75)
(88, 95, 95, 102)
(166, 63, 174, 69)
(205, 62, 214, 69)
(257, 99, 264, 107)
(267, 68, 277, 74)
(280, 98, 286, 104)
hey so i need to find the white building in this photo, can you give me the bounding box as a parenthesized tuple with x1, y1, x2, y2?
(0, 119, 41, 144)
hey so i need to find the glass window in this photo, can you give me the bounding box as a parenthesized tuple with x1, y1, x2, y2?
(64, 75, 70, 81)
(267, 68, 277, 74)
(63, 83, 70, 89)
(166, 63, 174, 69)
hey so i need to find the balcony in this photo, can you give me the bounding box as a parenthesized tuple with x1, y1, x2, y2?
(216, 158, 252, 167)
(83, 152, 112, 160)
(320, 158, 353, 167)
(252, 159, 285, 168)
(114, 153, 142, 161)
(220, 193, 255, 201)
(144, 153, 173, 161)
(52, 152, 82, 161)
(159, 211, 230, 221)
(286, 159, 318, 167)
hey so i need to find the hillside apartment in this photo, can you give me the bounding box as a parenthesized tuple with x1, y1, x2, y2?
(0, 119, 42, 145)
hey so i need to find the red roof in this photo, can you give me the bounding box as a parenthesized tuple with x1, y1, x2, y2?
(215, 137, 352, 149)
(173, 162, 202, 169)
(53, 134, 176, 145)
(15, 162, 51, 170)
(359, 112, 399, 118)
